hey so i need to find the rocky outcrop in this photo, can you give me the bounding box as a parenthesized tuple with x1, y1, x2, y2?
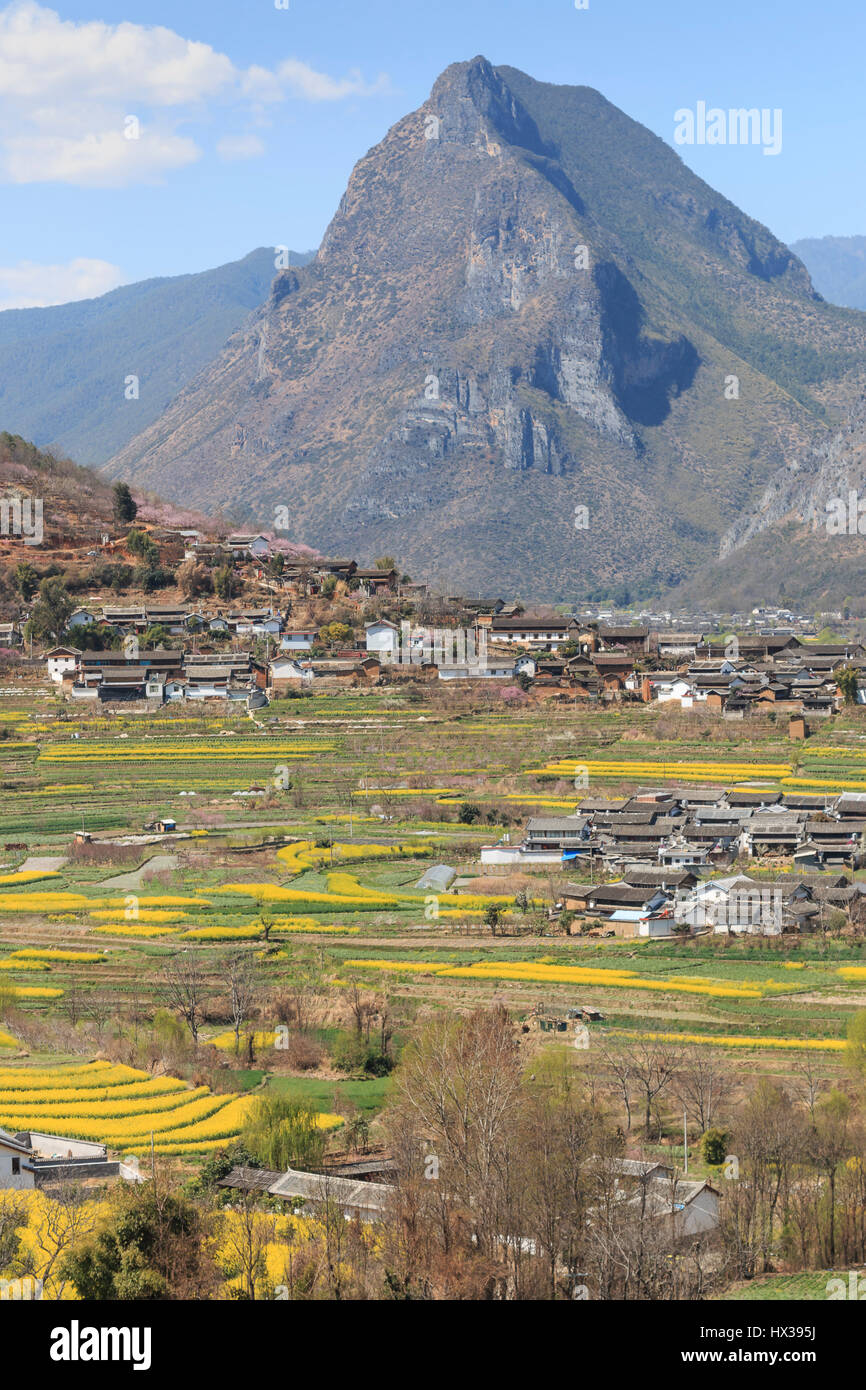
(721, 400, 866, 555)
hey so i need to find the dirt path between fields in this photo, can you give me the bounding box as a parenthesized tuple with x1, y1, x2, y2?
(97, 855, 179, 890)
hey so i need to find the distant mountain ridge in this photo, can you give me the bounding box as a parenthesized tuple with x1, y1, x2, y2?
(0, 248, 313, 466)
(103, 57, 866, 600)
(790, 236, 866, 312)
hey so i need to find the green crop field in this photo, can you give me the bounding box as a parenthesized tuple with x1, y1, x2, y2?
(3, 684, 866, 1154)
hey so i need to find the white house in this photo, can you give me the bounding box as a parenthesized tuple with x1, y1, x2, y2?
(437, 660, 515, 681)
(0, 1129, 35, 1189)
(489, 617, 570, 647)
(657, 633, 701, 659)
(675, 875, 780, 934)
(227, 534, 270, 559)
(0, 1130, 141, 1192)
(280, 629, 318, 652)
(650, 676, 694, 707)
(67, 609, 97, 630)
(269, 656, 312, 689)
(230, 610, 282, 636)
(44, 646, 80, 684)
(183, 666, 233, 699)
(601, 1172, 720, 1239)
(365, 620, 399, 661)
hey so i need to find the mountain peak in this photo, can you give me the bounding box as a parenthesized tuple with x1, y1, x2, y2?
(105, 65, 866, 600)
(428, 56, 549, 156)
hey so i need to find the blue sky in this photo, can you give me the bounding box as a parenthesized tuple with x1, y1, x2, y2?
(1, 0, 865, 308)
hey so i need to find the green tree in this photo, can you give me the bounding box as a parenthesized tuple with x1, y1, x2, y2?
(112, 481, 137, 526)
(75, 623, 119, 652)
(214, 566, 236, 601)
(61, 1181, 214, 1300)
(700, 1127, 730, 1166)
(126, 529, 159, 566)
(484, 904, 503, 935)
(135, 565, 173, 593)
(186, 1144, 260, 1199)
(837, 665, 859, 705)
(14, 561, 38, 601)
(241, 1095, 326, 1172)
(26, 576, 73, 643)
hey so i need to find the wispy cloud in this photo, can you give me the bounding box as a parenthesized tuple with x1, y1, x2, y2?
(0, 1, 391, 186)
(0, 257, 127, 311)
(244, 59, 392, 104)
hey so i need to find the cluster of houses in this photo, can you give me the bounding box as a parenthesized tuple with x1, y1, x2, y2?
(354, 616, 863, 709)
(489, 621, 862, 713)
(483, 786, 866, 938)
(46, 644, 269, 706)
(637, 632, 866, 718)
(66, 603, 284, 639)
(180, 540, 400, 599)
(27, 584, 866, 711)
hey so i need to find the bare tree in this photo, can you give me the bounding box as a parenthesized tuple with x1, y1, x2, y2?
(62, 984, 84, 1029)
(162, 951, 209, 1045)
(599, 1041, 635, 1131)
(675, 1046, 732, 1133)
(86, 990, 114, 1041)
(218, 1189, 276, 1301)
(790, 1055, 824, 1117)
(223, 952, 258, 1051)
(621, 1040, 683, 1136)
(395, 1006, 523, 1262)
(31, 1179, 97, 1297)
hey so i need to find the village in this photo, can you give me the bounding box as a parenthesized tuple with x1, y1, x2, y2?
(2, 499, 866, 1307)
(0, 516, 858, 716)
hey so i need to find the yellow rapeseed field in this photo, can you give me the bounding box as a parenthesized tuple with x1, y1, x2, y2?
(0, 1061, 261, 1152)
(614, 1029, 845, 1052)
(346, 958, 780, 1000)
(0, 870, 60, 886)
(8, 949, 107, 964)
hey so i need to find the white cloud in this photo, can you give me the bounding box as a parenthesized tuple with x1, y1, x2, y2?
(277, 59, 390, 102)
(216, 134, 265, 162)
(0, 1, 234, 104)
(5, 129, 200, 187)
(0, 1, 391, 186)
(0, 257, 127, 311)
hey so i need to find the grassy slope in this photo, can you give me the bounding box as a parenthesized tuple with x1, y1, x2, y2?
(0, 249, 312, 466)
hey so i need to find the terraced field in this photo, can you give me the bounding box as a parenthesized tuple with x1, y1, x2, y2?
(3, 685, 866, 1159)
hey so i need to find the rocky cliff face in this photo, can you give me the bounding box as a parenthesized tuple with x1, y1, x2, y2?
(721, 400, 866, 554)
(105, 58, 866, 598)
